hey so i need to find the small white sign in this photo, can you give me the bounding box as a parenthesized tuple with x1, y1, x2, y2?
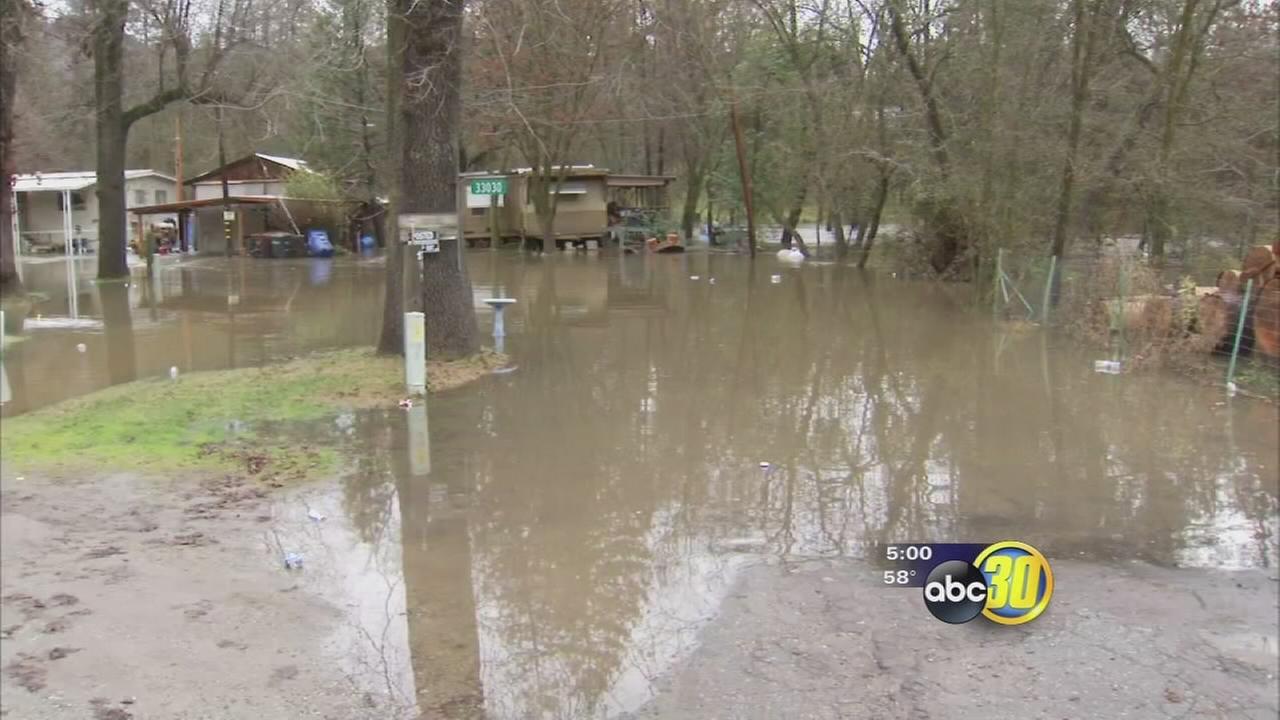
(414, 233, 440, 253)
(222, 211, 235, 222)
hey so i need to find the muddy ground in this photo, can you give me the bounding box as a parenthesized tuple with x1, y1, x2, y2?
(629, 560, 1279, 720)
(0, 472, 398, 720)
(3, 471, 1276, 720)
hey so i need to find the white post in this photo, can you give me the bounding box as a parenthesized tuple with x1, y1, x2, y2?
(483, 298, 517, 354)
(404, 311, 426, 395)
(0, 309, 10, 405)
(10, 191, 21, 279)
(62, 190, 72, 257)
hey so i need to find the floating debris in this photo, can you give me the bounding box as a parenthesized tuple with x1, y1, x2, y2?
(169, 366, 179, 380)
(770, 274, 782, 284)
(306, 509, 326, 522)
(1093, 360, 1122, 374)
(283, 552, 304, 570)
(398, 398, 414, 409)
(690, 275, 701, 280)
(76, 343, 87, 353)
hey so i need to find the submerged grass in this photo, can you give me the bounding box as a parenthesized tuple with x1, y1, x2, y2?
(1, 348, 507, 476)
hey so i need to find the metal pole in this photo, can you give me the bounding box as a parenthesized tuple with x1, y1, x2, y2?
(1119, 257, 1129, 362)
(1041, 254, 1058, 324)
(992, 248, 1003, 321)
(1226, 278, 1255, 391)
(62, 190, 72, 257)
(217, 105, 233, 257)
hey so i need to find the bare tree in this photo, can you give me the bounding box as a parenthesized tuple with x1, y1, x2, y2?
(89, 0, 251, 279)
(378, 0, 478, 359)
(0, 0, 31, 297)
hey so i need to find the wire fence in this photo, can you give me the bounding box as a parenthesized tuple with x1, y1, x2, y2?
(990, 243, 1280, 398)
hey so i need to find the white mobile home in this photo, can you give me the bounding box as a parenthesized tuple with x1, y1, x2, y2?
(12, 170, 177, 254)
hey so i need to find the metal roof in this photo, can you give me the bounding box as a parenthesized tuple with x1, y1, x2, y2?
(254, 153, 308, 171)
(184, 153, 311, 184)
(13, 170, 176, 194)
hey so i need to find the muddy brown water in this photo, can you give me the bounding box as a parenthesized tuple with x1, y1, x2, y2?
(3, 252, 1278, 717)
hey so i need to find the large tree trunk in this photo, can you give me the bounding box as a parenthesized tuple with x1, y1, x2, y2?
(391, 0, 478, 360)
(377, 0, 407, 355)
(0, 0, 25, 297)
(93, 0, 131, 279)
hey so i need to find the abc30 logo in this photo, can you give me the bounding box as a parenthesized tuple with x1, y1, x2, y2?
(922, 541, 1054, 625)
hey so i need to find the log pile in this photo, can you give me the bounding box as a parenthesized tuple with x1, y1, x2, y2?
(1196, 241, 1280, 360)
(1087, 241, 1280, 363)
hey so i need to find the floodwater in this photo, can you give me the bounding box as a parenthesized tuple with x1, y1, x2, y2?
(3, 252, 1278, 718)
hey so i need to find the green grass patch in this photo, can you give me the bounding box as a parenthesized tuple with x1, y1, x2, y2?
(1, 348, 507, 477)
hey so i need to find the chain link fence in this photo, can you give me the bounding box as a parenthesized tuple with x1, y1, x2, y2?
(988, 242, 1280, 399)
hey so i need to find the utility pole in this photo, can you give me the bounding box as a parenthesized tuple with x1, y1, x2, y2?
(216, 105, 233, 257)
(175, 113, 186, 252)
(174, 114, 184, 202)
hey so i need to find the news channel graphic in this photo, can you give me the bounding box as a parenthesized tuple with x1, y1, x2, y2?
(879, 542, 1054, 626)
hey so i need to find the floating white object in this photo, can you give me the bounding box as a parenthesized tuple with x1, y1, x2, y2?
(690, 275, 700, 280)
(307, 508, 326, 522)
(708, 278, 716, 285)
(759, 461, 770, 468)
(169, 366, 179, 380)
(770, 274, 782, 284)
(76, 343, 87, 353)
(776, 247, 805, 264)
(398, 398, 414, 409)
(1093, 360, 1122, 374)
(1226, 381, 1238, 396)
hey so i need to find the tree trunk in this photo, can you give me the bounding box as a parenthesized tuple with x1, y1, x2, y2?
(729, 98, 756, 257)
(93, 0, 131, 279)
(377, 0, 407, 355)
(680, 164, 704, 240)
(856, 172, 890, 270)
(1148, 0, 1222, 261)
(832, 209, 847, 258)
(383, 0, 479, 360)
(0, 0, 24, 297)
(780, 197, 807, 254)
(1050, 0, 1091, 260)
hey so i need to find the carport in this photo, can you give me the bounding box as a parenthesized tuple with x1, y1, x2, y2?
(129, 196, 293, 255)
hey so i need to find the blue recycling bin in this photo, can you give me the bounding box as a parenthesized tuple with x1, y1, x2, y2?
(307, 229, 334, 257)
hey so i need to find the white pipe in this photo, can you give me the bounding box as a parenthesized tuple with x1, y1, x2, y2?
(62, 190, 72, 257)
(11, 191, 21, 279)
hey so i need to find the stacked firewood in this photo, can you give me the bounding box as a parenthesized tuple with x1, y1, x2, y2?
(1197, 241, 1280, 360)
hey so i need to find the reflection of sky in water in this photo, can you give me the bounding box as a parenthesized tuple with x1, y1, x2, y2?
(474, 505, 748, 719)
(1176, 475, 1277, 570)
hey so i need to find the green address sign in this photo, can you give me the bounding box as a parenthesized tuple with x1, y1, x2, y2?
(469, 178, 508, 195)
